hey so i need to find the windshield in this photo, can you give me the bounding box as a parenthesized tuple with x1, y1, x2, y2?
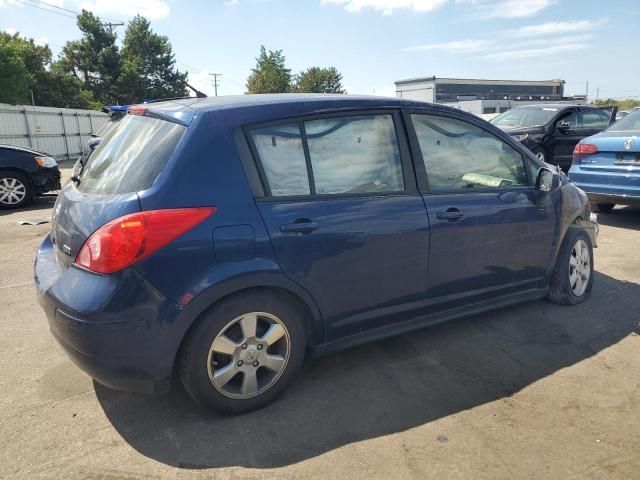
(78, 114, 186, 195)
(608, 109, 640, 131)
(491, 107, 558, 128)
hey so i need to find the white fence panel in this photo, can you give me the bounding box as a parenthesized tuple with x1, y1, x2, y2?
(0, 104, 109, 162)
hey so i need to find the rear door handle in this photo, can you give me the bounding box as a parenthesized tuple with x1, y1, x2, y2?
(436, 210, 464, 221)
(280, 220, 319, 234)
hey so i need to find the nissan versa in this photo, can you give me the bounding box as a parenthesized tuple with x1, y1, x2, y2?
(35, 95, 598, 414)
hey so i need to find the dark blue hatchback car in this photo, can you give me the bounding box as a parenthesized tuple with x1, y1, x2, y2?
(35, 95, 598, 414)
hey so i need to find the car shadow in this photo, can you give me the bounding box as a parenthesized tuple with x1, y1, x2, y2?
(0, 194, 58, 217)
(596, 206, 640, 231)
(95, 272, 640, 469)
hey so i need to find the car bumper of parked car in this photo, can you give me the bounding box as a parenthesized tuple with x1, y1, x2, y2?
(34, 234, 182, 396)
(32, 167, 61, 193)
(569, 167, 640, 206)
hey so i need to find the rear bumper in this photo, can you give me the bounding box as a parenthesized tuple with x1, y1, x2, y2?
(35, 234, 182, 395)
(568, 166, 640, 206)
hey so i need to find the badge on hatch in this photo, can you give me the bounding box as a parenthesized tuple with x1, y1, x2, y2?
(624, 137, 635, 151)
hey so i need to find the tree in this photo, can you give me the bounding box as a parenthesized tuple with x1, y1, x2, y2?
(0, 31, 96, 108)
(0, 32, 32, 104)
(118, 15, 187, 104)
(246, 46, 291, 94)
(58, 10, 121, 104)
(593, 98, 640, 111)
(293, 66, 346, 94)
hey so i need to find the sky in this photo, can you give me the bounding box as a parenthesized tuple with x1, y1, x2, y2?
(2, 0, 639, 99)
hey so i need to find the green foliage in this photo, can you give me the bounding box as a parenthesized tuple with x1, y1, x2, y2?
(246, 46, 292, 94)
(118, 15, 187, 104)
(58, 10, 121, 103)
(0, 11, 186, 109)
(0, 31, 96, 108)
(593, 98, 640, 111)
(293, 66, 346, 94)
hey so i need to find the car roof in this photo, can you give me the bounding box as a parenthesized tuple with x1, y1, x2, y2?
(510, 104, 584, 110)
(144, 94, 463, 126)
(0, 144, 51, 156)
(183, 94, 428, 111)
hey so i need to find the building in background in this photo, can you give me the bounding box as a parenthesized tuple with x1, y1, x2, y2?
(395, 76, 585, 118)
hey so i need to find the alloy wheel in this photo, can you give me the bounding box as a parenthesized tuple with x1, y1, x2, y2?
(207, 312, 291, 399)
(569, 239, 590, 296)
(0, 177, 27, 205)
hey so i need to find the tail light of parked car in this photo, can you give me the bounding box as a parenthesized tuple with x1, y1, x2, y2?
(75, 207, 216, 274)
(573, 143, 599, 162)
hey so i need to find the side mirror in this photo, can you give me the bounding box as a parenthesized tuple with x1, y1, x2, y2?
(536, 167, 556, 192)
(557, 121, 570, 133)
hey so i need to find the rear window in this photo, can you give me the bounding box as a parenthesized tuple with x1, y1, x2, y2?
(78, 114, 186, 195)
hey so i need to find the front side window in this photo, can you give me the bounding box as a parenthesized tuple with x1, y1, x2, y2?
(562, 110, 611, 130)
(250, 123, 310, 196)
(304, 115, 404, 194)
(411, 114, 527, 191)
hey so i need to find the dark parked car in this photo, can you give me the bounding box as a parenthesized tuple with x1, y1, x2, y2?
(35, 95, 598, 414)
(0, 144, 61, 209)
(491, 104, 616, 170)
(569, 109, 640, 212)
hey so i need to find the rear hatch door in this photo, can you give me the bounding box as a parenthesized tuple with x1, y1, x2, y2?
(51, 112, 188, 268)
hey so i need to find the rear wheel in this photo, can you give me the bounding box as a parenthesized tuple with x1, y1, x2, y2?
(0, 171, 32, 209)
(547, 229, 594, 305)
(592, 202, 615, 213)
(179, 290, 306, 414)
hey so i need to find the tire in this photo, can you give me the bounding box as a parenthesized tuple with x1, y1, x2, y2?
(179, 290, 306, 414)
(547, 228, 594, 305)
(592, 203, 615, 213)
(531, 146, 549, 163)
(0, 171, 32, 209)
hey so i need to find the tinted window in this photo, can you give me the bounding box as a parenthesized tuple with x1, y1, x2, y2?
(563, 110, 610, 129)
(304, 115, 404, 194)
(411, 114, 527, 190)
(250, 124, 310, 196)
(491, 107, 558, 128)
(79, 114, 186, 195)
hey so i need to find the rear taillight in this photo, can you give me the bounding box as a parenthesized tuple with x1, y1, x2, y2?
(75, 207, 216, 274)
(573, 143, 599, 160)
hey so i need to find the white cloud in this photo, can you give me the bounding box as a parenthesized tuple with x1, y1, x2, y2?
(3, 27, 17, 35)
(224, 0, 239, 4)
(322, 0, 448, 15)
(79, 0, 170, 19)
(404, 39, 491, 52)
(485, 42, 588, 61)
(509, 19, 607, 37)
(458, 0, 556, 18)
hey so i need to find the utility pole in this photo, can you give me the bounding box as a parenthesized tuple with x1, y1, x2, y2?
(102, 22, 124, 35)
(209, 73, 222, 96)
(585, 80, 589, 101)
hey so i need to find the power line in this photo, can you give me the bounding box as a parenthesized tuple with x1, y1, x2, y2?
(12, 0, 123, 23)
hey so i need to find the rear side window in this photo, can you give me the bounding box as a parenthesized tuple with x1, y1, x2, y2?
(249, 114, 404, 197)
(411, 114, 527, 190)
(249, 124, 310, 196)
(78, 115, 186, 195)
(305, 115, 403, 194)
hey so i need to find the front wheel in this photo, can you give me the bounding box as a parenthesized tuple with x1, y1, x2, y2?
(179, 290, 306, 414)
(547, 229, 594, 305)
(0, 171, 32, 209)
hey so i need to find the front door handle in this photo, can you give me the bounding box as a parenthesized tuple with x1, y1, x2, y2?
(436, 209, 464, 221)
(280, 220, 319, 234)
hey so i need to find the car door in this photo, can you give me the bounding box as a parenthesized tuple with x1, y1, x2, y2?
(405, 111, 556, 308)
(247, 111, 430, 341)
(551, 108, 614, 168)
